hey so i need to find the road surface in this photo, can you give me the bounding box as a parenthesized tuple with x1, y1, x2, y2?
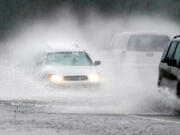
(0, 99, 179, 135)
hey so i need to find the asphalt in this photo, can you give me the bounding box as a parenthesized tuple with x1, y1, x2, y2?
(0, 100, 180, 135)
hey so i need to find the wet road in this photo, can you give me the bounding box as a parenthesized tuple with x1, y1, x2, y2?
(0, 100, 180, 135)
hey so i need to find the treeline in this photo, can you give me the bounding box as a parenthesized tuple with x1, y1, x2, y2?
(0, 0, 180, 40)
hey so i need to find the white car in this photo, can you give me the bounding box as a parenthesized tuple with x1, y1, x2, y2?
(104, 32, 170, 84)
(105, 32, 170, 64)
(36, 48, 101, 87)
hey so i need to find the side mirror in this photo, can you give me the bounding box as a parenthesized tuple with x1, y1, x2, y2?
(94, 61, 101, 66)
(167, 59, 177, 67)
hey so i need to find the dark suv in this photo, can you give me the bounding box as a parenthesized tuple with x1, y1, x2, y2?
(158, 35, 180, 97)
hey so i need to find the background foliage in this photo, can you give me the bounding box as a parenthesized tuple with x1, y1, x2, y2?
(0, 0, 180, 40)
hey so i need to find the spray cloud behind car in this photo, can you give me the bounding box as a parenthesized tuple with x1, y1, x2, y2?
(1, 8, 180, 114)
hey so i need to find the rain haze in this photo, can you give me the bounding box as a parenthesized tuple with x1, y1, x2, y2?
(0, 1, 180, 135)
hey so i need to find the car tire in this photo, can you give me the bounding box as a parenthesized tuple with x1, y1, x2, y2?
(157, 76, 162, 87)
(158, 80, 161, 87)
(176, 82, 180, 98)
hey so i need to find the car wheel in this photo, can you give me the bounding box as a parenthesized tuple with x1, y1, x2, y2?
(157, 80, 161, 87)
(176, 82, 180, 98)
(157, 76, 162, 87)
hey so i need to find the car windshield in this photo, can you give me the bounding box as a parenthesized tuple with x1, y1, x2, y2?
(46, 51, 93, 66)
(126, 34, 170, 52)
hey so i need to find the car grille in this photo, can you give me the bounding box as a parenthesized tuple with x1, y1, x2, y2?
(63, 76, 88, 81)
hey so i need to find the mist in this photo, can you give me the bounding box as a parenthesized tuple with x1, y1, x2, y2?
(0, 9, 180, 114)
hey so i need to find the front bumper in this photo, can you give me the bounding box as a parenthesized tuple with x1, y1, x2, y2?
(47, 80, 101, 88)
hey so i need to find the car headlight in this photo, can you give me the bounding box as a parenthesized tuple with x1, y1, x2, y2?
(48, 74, 63, 84)
(88, 73, 100, 82)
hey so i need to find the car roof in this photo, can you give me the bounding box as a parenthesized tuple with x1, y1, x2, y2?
(43, 44, 86, 53)
(113, 31, 170, 37)
(46, 48, 85, 53)
(172, 39, 180, 42)
(169, 34, 180, 42)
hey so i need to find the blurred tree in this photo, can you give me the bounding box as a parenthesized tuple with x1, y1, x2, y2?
(0, 0, 180, 41)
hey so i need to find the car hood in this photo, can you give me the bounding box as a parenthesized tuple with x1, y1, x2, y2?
(41, 65, 98, 76)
